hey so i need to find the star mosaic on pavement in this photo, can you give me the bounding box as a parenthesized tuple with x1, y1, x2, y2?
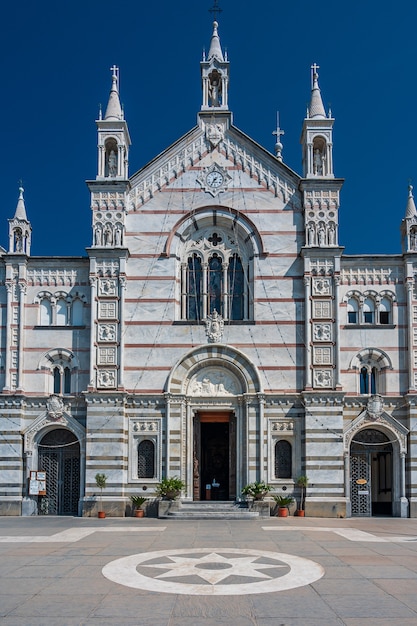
(141, 551, 286, 585)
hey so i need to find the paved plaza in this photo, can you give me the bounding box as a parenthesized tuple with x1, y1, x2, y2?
(0, 516, 417, 625)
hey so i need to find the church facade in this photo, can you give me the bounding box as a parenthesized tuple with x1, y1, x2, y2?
(1, 20, 416, 518)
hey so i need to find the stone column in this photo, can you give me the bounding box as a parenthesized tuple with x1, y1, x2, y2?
(118, 277, 126, 389)
(17, 281, 26, 390)
(3, 282, 13, 391)
(304, 276, 312, 388)
(89, 276, 97, 389)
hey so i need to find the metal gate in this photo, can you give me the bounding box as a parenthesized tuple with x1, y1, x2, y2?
(38, 429, 80, 515)
(350, 451, 371, 516)
(350, 428, 393, 517)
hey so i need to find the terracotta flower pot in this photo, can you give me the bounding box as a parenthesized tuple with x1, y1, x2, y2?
(296, 509, 305, 517)
(134, 509, 144, 518)
(278, 507, 288, 517)
(98, 511, 106, 519)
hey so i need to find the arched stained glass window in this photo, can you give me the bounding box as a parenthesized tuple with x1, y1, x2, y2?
(138, 440, 155, 478)
(274, 440, 292, 479)
(228, 254, 245, 320)
(208, 254, 223, 314)
(64, 367, 71, 394)
(53, 367, 61, 394)
(187, 254, 203, 320)
(360, 366, 377, 394)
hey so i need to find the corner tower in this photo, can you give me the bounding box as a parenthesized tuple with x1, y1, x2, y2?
(301, 64, 334, 179)
(96, 66, 131, 180)
(201, 20, 230, 111)
(401, 184, 417, 253)
(8, 187, 31, 255)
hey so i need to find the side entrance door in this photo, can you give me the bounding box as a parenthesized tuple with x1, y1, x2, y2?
(38, 428, 80, 515)
(350, 428, 393, 517)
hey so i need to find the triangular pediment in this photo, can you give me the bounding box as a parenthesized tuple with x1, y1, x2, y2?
(344, 396, 408, 453)
(23, 395, 85, 452)
(129, 122, 301, 210)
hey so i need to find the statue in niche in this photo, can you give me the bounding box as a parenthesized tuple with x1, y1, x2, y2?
(94, 225, 102, 246)
(14, 230, 23, 252)
(103, 224, 113, 246)
(328, 223, 336, 245)
(209, 76, 221, 107)
(108, 150, 117, 177)
(411, 230, 417, 250)
(307, 222, 316, 246)
(313, 148, 326, 175)
(115, 225, 122, 246)
(318, 224, 326, 246)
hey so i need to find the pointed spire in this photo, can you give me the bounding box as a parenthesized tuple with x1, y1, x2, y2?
(272, 112, 285, 161)
(14, 186, 27, 220)
(208, 21, 224, 61)
(308, 63, 326, 119)
(104, 66, 122, 121)
(406, 184, 417, 218)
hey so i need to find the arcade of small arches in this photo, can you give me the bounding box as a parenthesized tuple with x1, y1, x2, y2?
(345, 290, 396, 326)
(35, 291, 87, 326)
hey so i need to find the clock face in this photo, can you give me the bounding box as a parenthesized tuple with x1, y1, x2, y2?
(206, 171, 224, 188)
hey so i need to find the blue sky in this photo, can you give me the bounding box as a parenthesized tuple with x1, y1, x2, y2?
(1, 0, 415, 256)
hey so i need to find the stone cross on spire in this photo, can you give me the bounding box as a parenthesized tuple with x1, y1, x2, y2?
(311, 63, 320, 86)
(272, 111, 285, 161)
(209, 0, 222, 21)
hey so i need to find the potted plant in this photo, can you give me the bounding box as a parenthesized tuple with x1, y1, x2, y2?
(130, 495, 147, 517)
(95, 473, 107, 518)
(155, 476, 185, 500)
(241, 481, 271, 501)
(296, 475, 308, 516)
(274, 495, 294, 517)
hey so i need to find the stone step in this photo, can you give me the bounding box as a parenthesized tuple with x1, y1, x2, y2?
(160, 500, 259, 520)
(164, 511, 259, 519)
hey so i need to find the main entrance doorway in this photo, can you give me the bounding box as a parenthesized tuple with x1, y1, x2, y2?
(38, 428, 81, 515)
(193, 412, 236, 501)
(350, 428, 393, 517)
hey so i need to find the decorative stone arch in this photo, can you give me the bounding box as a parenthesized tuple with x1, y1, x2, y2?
(34, 290, 54, 304)
(38, 348, 79, 372)
(167, 344, 262, 396)
(164, 206, 266, 258)
(349, 348, 392, 372)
